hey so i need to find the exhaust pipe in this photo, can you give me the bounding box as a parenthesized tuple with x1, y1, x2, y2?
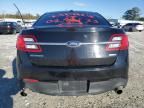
(20, 88, 27, 97)
(114, 86, 123, 95)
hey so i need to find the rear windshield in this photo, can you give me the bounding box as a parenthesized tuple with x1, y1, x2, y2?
(133, 23, 143, 26)
(0, 22, 12, 26)
(34, 12, 110, 27)
(126, 23, 143, 26)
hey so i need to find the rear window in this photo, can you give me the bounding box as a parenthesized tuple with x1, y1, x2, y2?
(125, 23, 143, 26)
(0, 22, 12, 26)
(133, 23, 143, 26)
(125, 23, 133, 26)
(34, 12, 110, 27)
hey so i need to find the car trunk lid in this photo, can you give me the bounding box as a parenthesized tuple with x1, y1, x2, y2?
(20, 26, 125, 67)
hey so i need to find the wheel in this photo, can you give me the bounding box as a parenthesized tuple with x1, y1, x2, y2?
(124, 29, 127, 32)
(139, 30, 142, 32)
(12, 30, 17, 34)
(129, 28, 133, 32)
(122, 27, 126, 31)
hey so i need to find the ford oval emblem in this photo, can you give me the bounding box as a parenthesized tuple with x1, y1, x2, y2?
(66, 41, 81, 48)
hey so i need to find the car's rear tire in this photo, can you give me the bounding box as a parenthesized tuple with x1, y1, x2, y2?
(139, 30, 142, 32)
(12, 30, 17, 34)
(122, 27, 127, 32)
(129, 28, 133, 32)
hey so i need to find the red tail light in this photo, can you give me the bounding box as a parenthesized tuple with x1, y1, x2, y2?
(106, 34, 129, 51)
(7, 25, 12, 29)
(16, 35, 42, 52)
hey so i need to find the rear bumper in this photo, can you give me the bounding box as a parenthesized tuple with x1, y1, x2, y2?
(17, 51, 129, 95)
(24, 78, 127, 96)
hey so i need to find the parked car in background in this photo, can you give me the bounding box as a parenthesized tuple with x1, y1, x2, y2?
(16, 11, 129, 96)
(0, 21, 22, 34)
(20, 21, 36, 29)
(122, 23, 144, 32)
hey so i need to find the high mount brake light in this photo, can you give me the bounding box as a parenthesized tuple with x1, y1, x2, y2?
(106, 34, 129, 51)
(16, 35, 42, 52)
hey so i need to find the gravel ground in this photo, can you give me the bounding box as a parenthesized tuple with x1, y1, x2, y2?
(0, 31, 144, 108)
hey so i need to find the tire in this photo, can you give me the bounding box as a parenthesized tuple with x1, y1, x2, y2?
(124, 29, 127, 32)
(129, 28, 133, 32)
(139, 30, 142, 32)
(12, 30, 17, 34)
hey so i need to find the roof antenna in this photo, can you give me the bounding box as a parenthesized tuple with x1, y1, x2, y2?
(13, 3, 26, 29)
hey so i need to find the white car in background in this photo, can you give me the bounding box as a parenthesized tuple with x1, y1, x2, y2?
(122, 23, 144, 32)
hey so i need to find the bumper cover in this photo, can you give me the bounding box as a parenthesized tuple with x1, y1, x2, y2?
(17, 50, 129, 95)
(24, 78, 127, 96)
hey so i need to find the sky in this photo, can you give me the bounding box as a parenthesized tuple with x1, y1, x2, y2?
(0, 0, 144, 19)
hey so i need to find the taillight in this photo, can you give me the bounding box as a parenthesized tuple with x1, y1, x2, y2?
(16, 35, 42, 52)
(7, 25, 11, 29)
(106, 34, 129, 51)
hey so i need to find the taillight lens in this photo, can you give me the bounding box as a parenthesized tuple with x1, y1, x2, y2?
(7, 25, 11, 29)
(16, 35, 42, 52)
(106, 34, 129, 51)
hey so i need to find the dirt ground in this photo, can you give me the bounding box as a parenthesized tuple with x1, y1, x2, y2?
(0, 31, 144, 108)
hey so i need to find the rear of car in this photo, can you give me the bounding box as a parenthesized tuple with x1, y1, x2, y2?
(123, 23, 144, 32)
(0, 22, 21, 34)
(135, 23, 144, 32)
(16, 11, 129, 96)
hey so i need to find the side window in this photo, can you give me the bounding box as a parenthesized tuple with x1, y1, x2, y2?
(126, 24, 132, 26)
(134, 23, 142, 26)
(125, 24, 129, 26)
(1, 22, 6, 26)
(5, 22, 9, 26)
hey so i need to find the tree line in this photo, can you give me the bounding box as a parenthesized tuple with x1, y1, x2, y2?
(122, 7, 144, 21)
(0, 12, 40, 19)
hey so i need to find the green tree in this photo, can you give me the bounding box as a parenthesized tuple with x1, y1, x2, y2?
(139, 17, 144, 21)
(122, 7, 141, 20)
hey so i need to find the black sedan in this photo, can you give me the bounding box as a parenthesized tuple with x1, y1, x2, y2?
(16, 11, 129, 96)
(0, 21, 22, 34)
